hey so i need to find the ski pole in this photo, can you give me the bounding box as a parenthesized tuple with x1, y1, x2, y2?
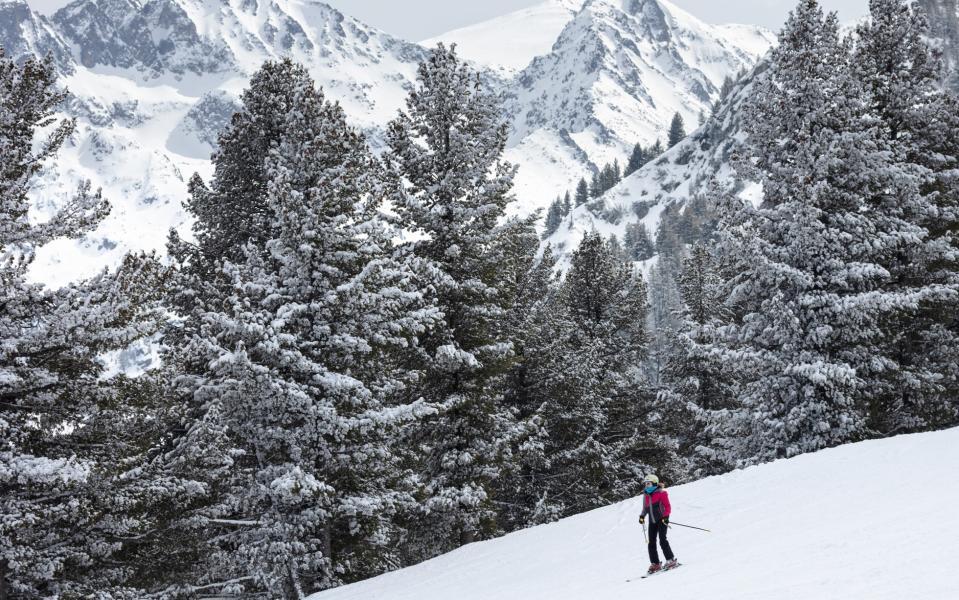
(667, 521, 711, 533)
(641, 520, 648, 543)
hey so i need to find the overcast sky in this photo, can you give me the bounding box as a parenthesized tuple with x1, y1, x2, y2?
(26, 0, 871, 40)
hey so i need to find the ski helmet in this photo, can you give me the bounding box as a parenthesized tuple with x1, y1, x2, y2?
(644, 474, 659, 485)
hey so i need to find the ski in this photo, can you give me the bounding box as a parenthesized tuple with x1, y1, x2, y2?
(627, 563, 682, 581)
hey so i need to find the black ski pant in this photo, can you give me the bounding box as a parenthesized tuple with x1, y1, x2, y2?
(648, 520, 674, 564)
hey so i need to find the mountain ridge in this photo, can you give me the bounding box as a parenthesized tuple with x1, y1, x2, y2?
(502, 0, 773, 217)
(2, 0, 771, 284)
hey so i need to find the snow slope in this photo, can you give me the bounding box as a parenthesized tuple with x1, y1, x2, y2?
(542, 58, 766, 271)
(421, 0, 585, 76)
(310, 427, 959, 600)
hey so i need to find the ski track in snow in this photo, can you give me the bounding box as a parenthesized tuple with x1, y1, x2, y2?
(309, 427, 959, 600)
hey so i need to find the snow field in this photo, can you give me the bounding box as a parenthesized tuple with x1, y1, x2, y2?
(310, 427, 959, 600)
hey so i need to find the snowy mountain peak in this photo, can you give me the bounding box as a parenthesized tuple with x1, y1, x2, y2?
(610, 0, 672, 40)
(7, 0, 770, 285)
(52, 0, 231, 75)
(11, 0, 428, 286)
(502, 0, 773, 214)
(0, 0, 74, 69)
(47, 0, 426, 84)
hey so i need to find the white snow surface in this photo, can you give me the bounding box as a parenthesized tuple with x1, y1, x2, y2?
(421, 0, 586, 76)
(310, 426, 959, 600)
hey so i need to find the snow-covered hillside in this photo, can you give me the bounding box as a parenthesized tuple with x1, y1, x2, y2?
(542, 57, 765, 270)
(3, 0, 427, 286)
(421, 0, 585, 76)
(310, 426, 959, 600)
(5, 0, 771, 285)
(542, 1, 959, 269)
(502, 0, 774, 217)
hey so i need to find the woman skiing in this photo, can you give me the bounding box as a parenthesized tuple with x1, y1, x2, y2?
(639, 474, 678, 574)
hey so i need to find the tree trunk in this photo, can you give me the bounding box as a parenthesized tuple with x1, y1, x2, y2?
(0, 558, 9, 600)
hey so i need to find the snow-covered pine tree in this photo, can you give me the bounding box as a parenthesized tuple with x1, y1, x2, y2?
(590, 170, 602, 198)
(160, 62, 439, 597)
(500, 233, 657, 526)
(624, 221, 655, 261)
(625, 143, 646, 177)
(534, 231, 674, 515)
(493, 230, 559, 530)
(575, 177, 589, 206)
(667, 112, 686, 147)
(0, 52, 162, 598)
(173, 59, 310, 272)
(385, 44, 522, 559)
(602, 162, 621, 194)
(543, 199, 564, 238)
(156, 59, 326, 596)
(562, 191, 572, 215)
(649, 139, 665, 158)
(713, 0, 925, 463)
(645, 251, 684, 389)
(720, 75, 734, 100)
(852, 0, 959, 432)
(659, 243, 739, 475)
(495, 248, 569, 527)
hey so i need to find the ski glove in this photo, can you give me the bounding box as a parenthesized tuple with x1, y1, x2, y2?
(662, 517, 669, 525)
(639, 516, 645, 524)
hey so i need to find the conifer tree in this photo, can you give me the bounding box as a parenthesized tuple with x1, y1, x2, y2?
(385, 44, 522, 558)
(172, 59, 311, 272)
(543, 199, 564, 238)
(495, 237, 561, 530)
(645, 254, 684, 388)
(590, 170, 602, 198)
(667, 112, 686, 147)
(624, 221, 655, 261)
(720, 75, 734, 99)
(502, 233, 672, 525)
(575, 177, 590, 206)
(660, 243, 738, 475)
(712, 0, 925, 463)
(852, 0, 959, 432)
(649, 139, 665, 158)
(0, 52, 162, 598)
(625, 143, 647, 176)
(562, 191, 572, 215)
(543, 232, 672, 514)
(161, 62, 438, 597)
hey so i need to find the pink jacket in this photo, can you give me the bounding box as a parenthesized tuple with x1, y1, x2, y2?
(640, 487, 671, 523)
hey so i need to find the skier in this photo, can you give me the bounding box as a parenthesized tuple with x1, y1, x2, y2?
(638, 474, 678, 575)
